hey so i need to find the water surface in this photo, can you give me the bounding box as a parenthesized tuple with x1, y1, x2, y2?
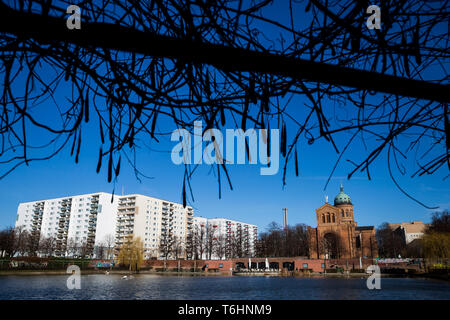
(0, 275, 449, 300)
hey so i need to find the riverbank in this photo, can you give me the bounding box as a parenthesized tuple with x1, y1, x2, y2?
(0, 269, 447, 281)
(0, 269, 232, 276)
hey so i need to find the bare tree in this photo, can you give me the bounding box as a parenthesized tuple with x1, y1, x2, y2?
(14, 226, 29, 257)
(171, 235, 184, 260)
(40, 236, 57, 258)
(0, 227, 16, 257)
(205, 224, 217, 260)
(196, 225, 207, 260)
(427, 210, 450, 234)
(24, 230, 41, 257)
(0, 0, 447, 209)
(66, 238, 79, 258)
(376, 222, 406, 258)
(257, 222, 310, 258)
(95, 243, 106, 260)
(103, 234, 115, 260)
(214, 234, 227, 260)
(230, 228, 244, 258)
(185, 230, 195, 260)
(79, 241, 90, 258)
(159, 231, 174, 260)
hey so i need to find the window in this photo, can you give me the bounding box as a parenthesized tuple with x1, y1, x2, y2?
(219, 264, 223, 268)
(303, 263, 308, 268)
(321, 263, 325, 268)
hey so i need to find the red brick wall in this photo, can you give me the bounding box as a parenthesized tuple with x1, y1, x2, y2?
(144, 259, 232, 271)
(143, 258, 378, 273)
(294, 259, 324, 272)
(204, 260, 233, 271)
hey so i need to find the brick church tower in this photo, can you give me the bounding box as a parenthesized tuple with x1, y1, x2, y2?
(308, 184, 378, 259)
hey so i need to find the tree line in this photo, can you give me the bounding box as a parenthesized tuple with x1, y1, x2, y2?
(376, 210, 450, 260)
(3, 210, 448, 261)
(160, 224, 254, 260)
(0, 226, 115, 260)
(256, 222, 309, 258)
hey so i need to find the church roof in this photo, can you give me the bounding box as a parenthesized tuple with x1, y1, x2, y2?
(334, 183, 352, 206)
(355, 226, 374, 231)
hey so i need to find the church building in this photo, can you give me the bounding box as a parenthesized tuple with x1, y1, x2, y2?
(308, 185, 378, 259)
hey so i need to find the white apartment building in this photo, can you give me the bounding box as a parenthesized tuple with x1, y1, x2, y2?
(192, 217, 208, 231)
(16, 192, 261, 261)
(15, 192, 118, 257)
(192, 217, 258, 259)
(115, 194, 194, 259)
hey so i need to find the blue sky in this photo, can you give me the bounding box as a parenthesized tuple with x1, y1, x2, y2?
(0, 1, 448, 232)
(0, 109, 448, 231)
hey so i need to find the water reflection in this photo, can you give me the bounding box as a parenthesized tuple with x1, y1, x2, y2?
(0, 275, 448, 300)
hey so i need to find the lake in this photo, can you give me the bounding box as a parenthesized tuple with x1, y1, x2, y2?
(0, 275, 449, 300)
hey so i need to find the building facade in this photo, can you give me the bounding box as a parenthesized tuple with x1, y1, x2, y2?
(192, 217, 258, 259)
(115, 194, 194, 259)
(389, 221, 427, 245)
(15, 193, 261, 261)
(15, 192, 118, 257)
(308, 185, 378, 259)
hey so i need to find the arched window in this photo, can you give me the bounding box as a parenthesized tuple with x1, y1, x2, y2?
(332, 214, 335, 223)
(341, 211, 344, 217)
(326, 214, 330, 223)
(322, 215, 325, 223)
